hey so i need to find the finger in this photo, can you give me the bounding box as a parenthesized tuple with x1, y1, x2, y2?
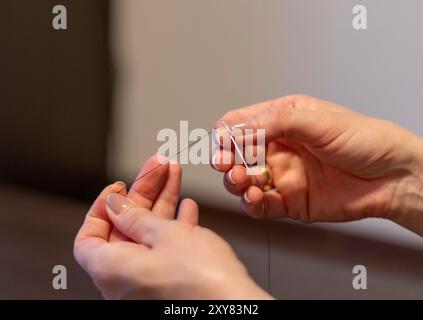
(177, 198, 199, 225)
(223, 165, 250, 195)
(224, 165, 270, 196)
(210, 149, 235, 172)
(106, 193, 165, 246)
(241, 187, 287, 219)
(128, 154, 170, 209)
(74, 182, 126, 268)
(215, 95, 346, 130)
(271, 153, 309, 221)
(152, 160, 182, 219)
(214, 99, 278, 130)
(241, 185, 265, 218)
(214, 135, 266, 166)
(215, 95, 352, 145)
(109, 187, 131, 242)
(243, 143, 266, 167)
(263, 191, 288, 218)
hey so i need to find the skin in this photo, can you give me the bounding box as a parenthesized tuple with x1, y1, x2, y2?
(75, 94, 423, 299)
(212, 95, 423, 236)
(74, 155, 271, 299)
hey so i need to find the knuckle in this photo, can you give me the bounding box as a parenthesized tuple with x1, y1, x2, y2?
(278, 94, 320, 112)
(289, 94, 315, 107)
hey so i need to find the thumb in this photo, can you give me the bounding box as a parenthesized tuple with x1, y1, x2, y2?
(216, 95, 353, 145)
(105, 193, 164, 246)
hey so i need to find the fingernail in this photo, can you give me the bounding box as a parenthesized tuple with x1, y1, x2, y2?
(210, 153, 220, 170)
(114, 181, 126, 188)
(106, 193, 132, 215)
(114, 181, 127, 194)
(213, 127, 225, 146)
(243, 191, 252, 204)
(227, 169, 236, 185)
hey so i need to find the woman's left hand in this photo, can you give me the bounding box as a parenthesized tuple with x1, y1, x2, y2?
(74, 155, 271, 299)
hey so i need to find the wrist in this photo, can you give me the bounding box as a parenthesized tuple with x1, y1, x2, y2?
(198, 266, 273, 300)
(389, 135, 423, 236)
(217, 274, 274, 300)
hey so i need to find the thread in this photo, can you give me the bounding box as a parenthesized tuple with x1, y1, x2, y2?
(116, 129, 213, 194)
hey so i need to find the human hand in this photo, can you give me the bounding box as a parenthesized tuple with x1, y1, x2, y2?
(212, 95, 423, 235)
(74, 155, 271, 299)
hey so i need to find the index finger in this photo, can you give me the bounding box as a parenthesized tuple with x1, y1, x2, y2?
(215, 95, 352, 143)
(128, 154, 170, 209)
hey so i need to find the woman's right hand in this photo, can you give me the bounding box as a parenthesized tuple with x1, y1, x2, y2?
(212, 95, 423, 236)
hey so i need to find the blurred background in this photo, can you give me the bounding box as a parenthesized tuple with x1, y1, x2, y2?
(0, 0, 422, 299)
